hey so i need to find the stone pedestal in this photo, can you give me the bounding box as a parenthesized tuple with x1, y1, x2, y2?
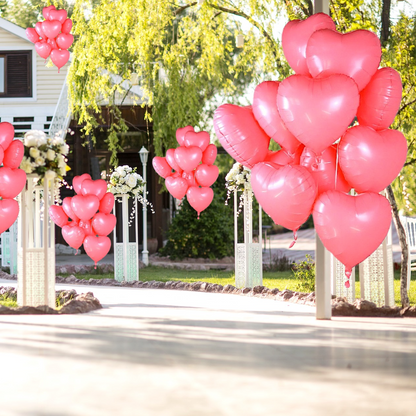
(17, 176, 55, 308)
(113, 194, 139, 282)
(234, 190, 262, 288)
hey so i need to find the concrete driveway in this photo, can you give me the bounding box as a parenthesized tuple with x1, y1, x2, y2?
(0, 280, 415, 416)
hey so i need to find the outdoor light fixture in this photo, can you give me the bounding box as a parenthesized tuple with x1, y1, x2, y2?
(236, 34, 244, 48)
(139, 146, 149, 266)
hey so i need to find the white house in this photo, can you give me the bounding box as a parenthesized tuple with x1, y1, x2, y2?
(0, 16, 68, 136)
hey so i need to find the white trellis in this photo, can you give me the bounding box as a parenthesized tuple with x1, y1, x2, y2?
(1, 222, 18, 275)
(234, 189, 263, 288)
(113, 194, 139, 282)
(17, 176, 55, 308)
(331, 257, 356, 303)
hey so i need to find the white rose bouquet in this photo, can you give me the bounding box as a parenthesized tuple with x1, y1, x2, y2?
(225, 162, 251, 194)
(108, 165, 145, 200)
(20, 130, 70, 183)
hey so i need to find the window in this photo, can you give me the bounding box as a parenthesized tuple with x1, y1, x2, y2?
(0, 51, 32, 98)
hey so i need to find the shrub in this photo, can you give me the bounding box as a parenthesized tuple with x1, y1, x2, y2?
(292, 255, 315, 292)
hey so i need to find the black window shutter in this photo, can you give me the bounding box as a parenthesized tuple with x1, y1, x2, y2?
(7, 53, 32, 97)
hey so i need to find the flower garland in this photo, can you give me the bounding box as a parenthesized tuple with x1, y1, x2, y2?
(20, 130, 70, 203)
(225, 162, 252, 214)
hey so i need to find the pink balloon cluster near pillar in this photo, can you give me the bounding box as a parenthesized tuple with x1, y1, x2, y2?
(152, 126, 218, 218)
(213, 13, 406, 287)
(49, 174, 116, 266)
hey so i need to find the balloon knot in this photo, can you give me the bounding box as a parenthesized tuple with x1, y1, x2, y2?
(289, 240, 296, 249)
(94, 265, 97, 270)
(345, 270, 352, 279)
(344, 280, 351, 289)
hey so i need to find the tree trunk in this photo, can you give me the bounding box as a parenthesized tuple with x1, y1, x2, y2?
(386, 185, 410, 308)
(381, 0, 391, 45)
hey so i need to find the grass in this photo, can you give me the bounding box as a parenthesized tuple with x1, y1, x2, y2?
(58, 266, 416, 307)
(0, 296, 18, 308)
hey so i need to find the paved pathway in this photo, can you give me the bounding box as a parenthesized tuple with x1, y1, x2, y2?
(1, 279, 416, 415)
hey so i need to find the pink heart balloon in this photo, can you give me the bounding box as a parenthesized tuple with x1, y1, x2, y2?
(166, 148, 182, 173)
(165, 176, 189, 200)
(313, 191, 392, 274)
(0, 199, 19, 235)
(176, 126, 194, 146)
(71, 194, 100, 222)
(0, 146, 4, 166)
(99, 192, 115, 214)
(83, 235, 111, 265)
(186, 186, 214, 217)
(56, 33, 74, 50)
(51, 49, 70, 70)
(81, 179, 107, 200)
(184, 131, 210, 152)
(306, 29, 381, 91)
(251, 162, 317, 232)
(357, 68, 402, 131)
(174, 146, 202, 173)
(61, 18, 73, 34)
(214, 104, 270, 169)
(62, 197, 79, 221)
(42, 5, 56, 20)
(300, 146, 350, 195)
(49, 9, 67, 23)
(0, 122, 15, 151)
(35, 41, 52, 59)
(339, 126, 407, 193)
(49, 205, 69, 228)
(152, 156, 173, 178)
(47, 37, 58, 50)
(252, 81, 301, 154)
(73, 173, 92, 194)
(202, 144, 217, 165)
(282, 13, 336, 75)
(35, 22, 45, 38)
(26, 28, 40, 43)
(62, 225, 85, 250)
(42, 20, 62, 40)
(0, 167, 26, 199)
(195, 164, 219, 187)
(182, 171, 198, 187)
(79, 219, 95, 236)
(3, 140, 24, 169)
(91, 212, 117, 236)
(266, 145, 305, 166)
(277, 74, 359, 155)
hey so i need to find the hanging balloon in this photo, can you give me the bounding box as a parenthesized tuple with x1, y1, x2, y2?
(282, 13, 336, 75)
(313, 191, 392, 280)
(186, 186, 214, 218)
(277, 74, 360, 155)
(99, 192, 115, 214)
(195, 164, 219, 187)
(50, 49, 70, 71)
(338, 125, 407, 193)
(35, 41, 52, 60)
(71, 194, 100, 222)
(49, 9, 68, 23)
(252, 81, 301, 154)
(49, 205, 69, 228)
(0, 122, 14, 151)
(165, 176, 189, 200)
(266, 145, 305, 166)
(26, 28, 40, 43)
(72, 173, 92, 194)
(165, 148, 183, 174)
(152, 156, 173, 179)
(83, 235, 111, 266)
(357, 67, 402, 131)
(0, 199, 19, 235)
(176, 125, 194, 146)
(62, 224, 85, 250)
(62, 197, 79, 222)
(0, 167, 26, 199)
(214, 104, 270, 169)
(81, 179, 107, 200)
(202, 144, 217, 165)
(184, 131, 210, 152)
(174, 146, 202, 172)
(91, 213, 117, 236)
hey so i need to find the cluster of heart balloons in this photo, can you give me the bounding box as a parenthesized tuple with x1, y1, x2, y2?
(26, 5, 73, 71)
(0, 122, 26, 235)
(49, 174, 117, 266)
(214, 13, 407, 287)
(152, 126, 219, 218)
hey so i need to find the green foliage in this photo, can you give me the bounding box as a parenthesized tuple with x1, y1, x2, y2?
(292, 254, 315, 293)
(159, 175, 234, 260)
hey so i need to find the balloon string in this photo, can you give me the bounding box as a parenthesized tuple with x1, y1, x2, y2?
(335, 143, 339, 191)
(344, 268, 352, 289)
(289, 230, 298, 248)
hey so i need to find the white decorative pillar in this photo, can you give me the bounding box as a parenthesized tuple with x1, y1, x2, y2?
(17, 176, 55, 308)
(139, 146, 149, 266)
(113, 195, 139, 282)
(359, 225, 395, 307)
(1, 222, 18, 275)
(234, 190, 263, 288)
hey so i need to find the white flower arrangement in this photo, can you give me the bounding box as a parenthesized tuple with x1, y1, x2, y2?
(108, 165, 145, 199)
(225, 162, 252, 214)
(20, 130, 70, 183)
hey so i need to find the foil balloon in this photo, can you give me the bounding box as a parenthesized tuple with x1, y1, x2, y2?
(166, 148, 183, 174)
(83, 235, 111, 266)
(282, 13, 336, 75)
(252, 81, 301, 154)
(182, 171, 198, 187)
(62, 197, 79, 221)
(195, 164, 219, 187)
(73, 173, 92, 194)
(339, 126, 407, 193)
(306, 29, 381, 91)
(202, 144, 217, 166)
(186, 186, 214, 218)
(184, 131, 210, 152)
(0, 167, 26, 199)
(25, 28, 40, 43)
(214, 104, 270, 169)
(0, 122, 15, 150)
(152, 156, 173, 179)
(91, 213, 117, 236)
(81, 179, 107, 200)
(174, 146, 202, 172)
(99, 192, 115, 214)
(313, 191, 392, 279)
(300, 146, 350, 195)
(266, 145, 305, 166)
(357, 67, 402, 131)
(3, 140, 24, 169)
(277, 74, 359, 155)
(71, 194, 99, 222)
(62, 225, 85, 250)
(251, 163, 317, 236)
(0, 199, 19, 235)
(0, 147, 3, 166)
(50, 49, 70, 71)
(176, 125, 194, 146)
(165, 176, 189, 200)
(49, 205, 69, 228)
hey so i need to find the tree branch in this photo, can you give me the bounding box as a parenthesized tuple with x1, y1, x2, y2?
(174, 2, 197, 16)
(398, 97, 416, 115)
